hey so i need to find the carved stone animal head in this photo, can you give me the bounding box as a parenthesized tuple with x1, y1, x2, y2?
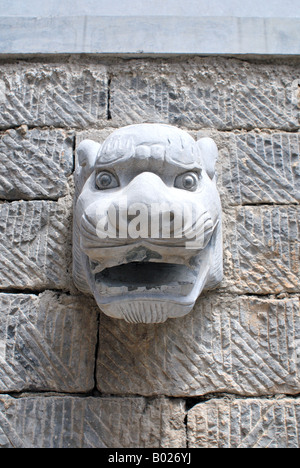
(73, 124, 223, 323)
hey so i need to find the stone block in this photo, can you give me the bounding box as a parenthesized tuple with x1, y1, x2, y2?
(0, 396, 186, 448)
(215, 131, 300, 206)
(76, 129, 300, 207)
(0, 63, 108, 129)
(109, 58, 300, 130)
(5, 201, 295, 296)
(224, 206, 300, 294)
(0, 199, 71, 291)
(0, 127, 74, 200)
(74, 123, 223, 323)
(97, 294, 300, 396)
(187, 398, 300, 448)
(0, 292, 98, 392)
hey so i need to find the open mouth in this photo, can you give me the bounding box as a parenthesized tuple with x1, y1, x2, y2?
(92, 260, 197, 299)
(82, 227, 219, 322)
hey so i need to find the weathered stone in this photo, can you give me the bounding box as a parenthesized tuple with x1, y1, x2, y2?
(3, 204, 295, 296)
(187, 398, 300, 448)
(97, 294, 300, 396)
(76, 128, 117, 146)
(0, 292, 98, 392)
(109, 58, 300, 130)
(215, 131, 300, 206)
(69, 202, 293, 298)
(0, 199, 71, 291)
(74, 124, 223, 323)
(77, 129, 300, 207)
(0, 63, 107, 129)
(223, 206, 300, 294)
(0, 395, 186, 448)
(0, 127, 74, 200)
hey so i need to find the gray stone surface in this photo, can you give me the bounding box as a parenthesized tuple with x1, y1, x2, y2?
(0, 53, 298, 448)
(2, 202, 296, 295)
(0, 169, 297, 299)
(97, 294, 300, 396)
(0, 292, 98, 393)
(0, 199, 71, 291)
(0, 395, 186, 448)
(187, 398, 300, 448)
(0, 63, 108, 130)
(74, 124, 223, 323)
(77, 129, 300, 206)
(0, 127, 74, 200)
(109, 58, 300, 130)
(215, 131, 300, 206)
(223, 206, 300, 294)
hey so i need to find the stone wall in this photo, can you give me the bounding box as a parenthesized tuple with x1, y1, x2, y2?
(0, 56, 299, 448)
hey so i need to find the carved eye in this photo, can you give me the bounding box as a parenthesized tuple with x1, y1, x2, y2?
(174, 172, 199, 191)
(95, 171, 119, 190)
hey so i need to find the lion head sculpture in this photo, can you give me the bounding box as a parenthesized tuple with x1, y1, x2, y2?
(73, 124, 223, 323)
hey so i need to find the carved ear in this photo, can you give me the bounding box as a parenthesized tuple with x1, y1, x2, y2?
(75, 139, 102, 196)
(196, 137, 219, 181)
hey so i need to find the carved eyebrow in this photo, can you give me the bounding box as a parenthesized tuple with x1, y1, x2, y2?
(97, 135, 135, 164)
(95, 156, 202, 174)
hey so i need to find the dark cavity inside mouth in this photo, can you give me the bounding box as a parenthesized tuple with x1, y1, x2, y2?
(95, 262, 196, 288)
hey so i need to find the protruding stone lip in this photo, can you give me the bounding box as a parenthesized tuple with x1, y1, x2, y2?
(100, 298, 195, 323)
(90, 255, 210, 322)
(87, 248, 211, 309)
(82, 222, 218, 319)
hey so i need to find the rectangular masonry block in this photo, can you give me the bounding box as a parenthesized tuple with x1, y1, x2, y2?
(0, 199, 71, 291)
(0, 292, 98, 393)
(224, 206, 300, 294)
(5, 188, 296, 296)
(97, 294, 300, 397)
(215, 131, 300, 206)
(0, 63, 108, 129)
(0, 127, 74, 200)
(76, 129, 300, 207)
(109, 58, 300, 130)
(0, 396, 186, 448)
(187, 398, 300, 448)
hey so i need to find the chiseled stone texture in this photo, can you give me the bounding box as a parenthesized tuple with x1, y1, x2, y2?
(0, 56, 299, 449)
(0, 292, 98, 393)
(215, 131, 300, 206)
(0, 127, 74, 200)
(4, 153, 298, 297)
(109, 58, 300, 130)
(97, 294, 300, 397)
(223, 206, 300, 294)
(76, 129, 300, 207)
(74, 124, 223, 323)
(0, 396, 186, 448)
(0, 199, 71, 291)
(0, 63, 108, 129)
(187, 398, 300, 448)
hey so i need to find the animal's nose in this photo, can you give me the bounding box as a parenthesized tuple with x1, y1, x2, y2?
(107, 172, 179, 237)
(124, 172, 168, 205)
